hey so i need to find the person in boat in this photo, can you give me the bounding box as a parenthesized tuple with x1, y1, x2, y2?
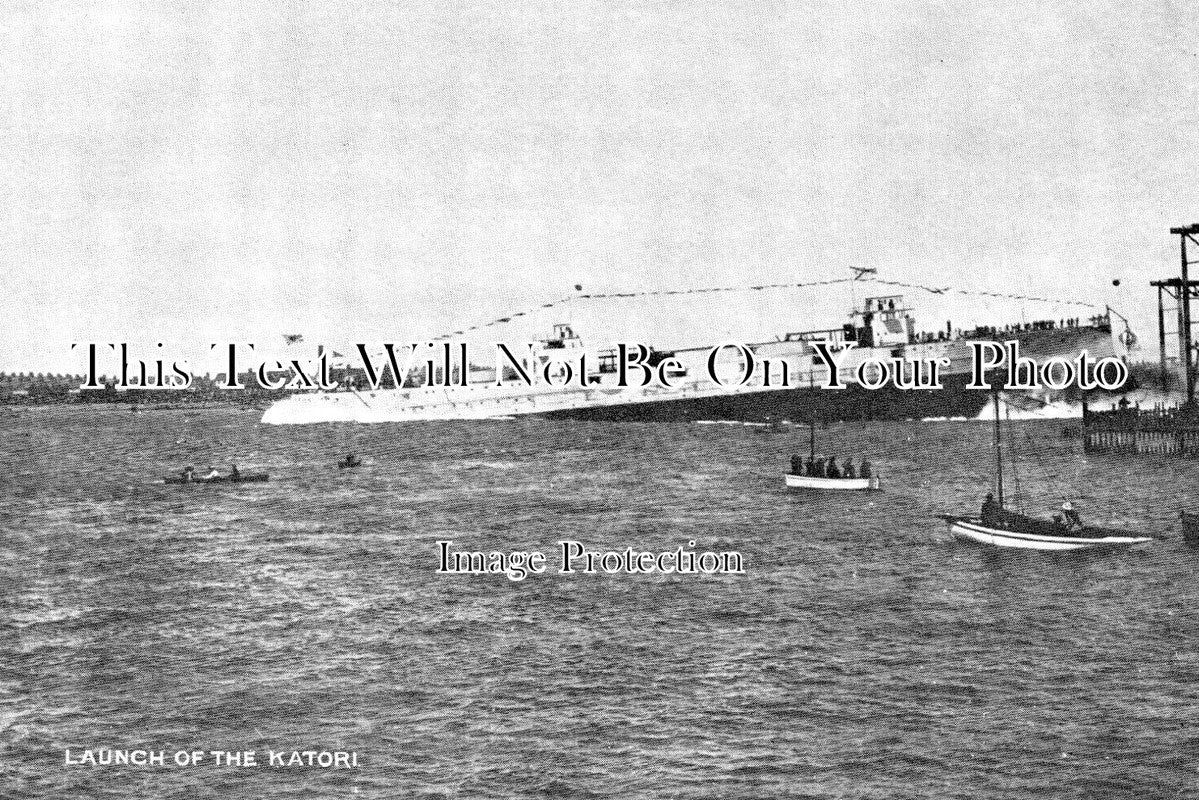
(202, 466, 221, 480)
(842, 458, 856, 479)
(790, 454, 802, 475)
(230, 464, 240, 480)
(981, 492, 1001, 527)
(813, 456, 826, 477)
(826, 456, 841, 479)
(345, 452, 362, 467)
(804, 455, 815, 476)
(859, 460, 872, 479)
(1061, 501, 1084, 531)
(180, 466, 196, 483)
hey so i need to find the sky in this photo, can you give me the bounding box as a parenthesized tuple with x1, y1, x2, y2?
(2, 0, 1198, 375)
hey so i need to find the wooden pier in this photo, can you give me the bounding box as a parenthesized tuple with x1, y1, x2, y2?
(1083, 404, 1199, 457)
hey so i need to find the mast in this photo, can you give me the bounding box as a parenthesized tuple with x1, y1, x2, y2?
(994, 390, 1005, 510)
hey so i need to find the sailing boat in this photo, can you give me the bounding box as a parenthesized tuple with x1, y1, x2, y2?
(784, 419, 881, 491)
(941, 393, 1152, 550)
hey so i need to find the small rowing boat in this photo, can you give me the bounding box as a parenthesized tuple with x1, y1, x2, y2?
(785, 473, 880, 491)
(163, 474, 269, 484)
(783, 418, 879, 491)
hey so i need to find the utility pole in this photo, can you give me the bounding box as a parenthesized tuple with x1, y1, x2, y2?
(1157, 283, 1168, 390)
(1166, 225, 1199, 406)
(1183, 228, 1193, 405)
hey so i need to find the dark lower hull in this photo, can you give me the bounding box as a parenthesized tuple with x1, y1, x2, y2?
(540, 375, 991, 423)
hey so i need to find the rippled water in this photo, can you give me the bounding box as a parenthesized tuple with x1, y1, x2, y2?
(2, 405, 1197, 798)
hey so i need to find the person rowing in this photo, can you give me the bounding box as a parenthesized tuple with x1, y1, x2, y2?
(825, 456, 841, 479)
(981, 492, 1000, 527)
(202, 466, 222, 480)
(1061, 501, 1084, 531)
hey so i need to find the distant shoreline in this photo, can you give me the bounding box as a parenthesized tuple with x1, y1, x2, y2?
(1, 396, 273, 410)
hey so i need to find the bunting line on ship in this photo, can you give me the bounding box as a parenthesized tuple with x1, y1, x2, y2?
(428, 275, 1102, 342)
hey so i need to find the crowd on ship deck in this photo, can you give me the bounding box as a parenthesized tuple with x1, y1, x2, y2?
(910, 317, 1090, 345)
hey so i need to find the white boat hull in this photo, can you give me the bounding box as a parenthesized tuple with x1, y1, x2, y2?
(785, 473, 880, 491)
(944, 517, 1153, 550)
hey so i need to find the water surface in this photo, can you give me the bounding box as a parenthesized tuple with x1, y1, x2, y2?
(2, 406, 1196, 798)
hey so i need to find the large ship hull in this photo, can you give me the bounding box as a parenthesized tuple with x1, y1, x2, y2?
(538, 375, 991, 423)
(262, 323, 1122, 425)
